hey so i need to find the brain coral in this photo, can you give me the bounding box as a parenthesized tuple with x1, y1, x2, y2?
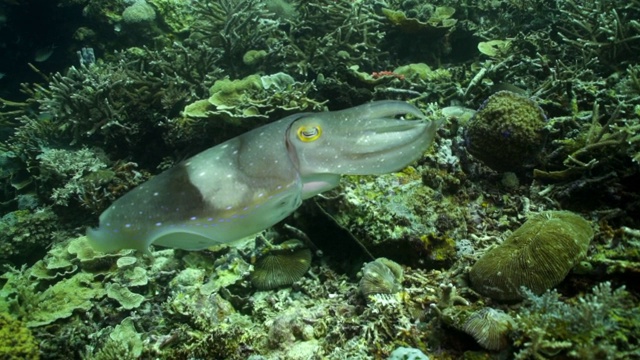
(469, 211, 593, 301)
(464, 91, 546, 172)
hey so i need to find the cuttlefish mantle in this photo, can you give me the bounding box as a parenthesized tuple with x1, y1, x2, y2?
(87, 101, 441, 252)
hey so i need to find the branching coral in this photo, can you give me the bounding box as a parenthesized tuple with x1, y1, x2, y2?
(531, 96, 640, 216)
(534, 102, 631, 181)
(2, 39, 230, 213)
(513, 282, 639, 359)
(556, 0, 640, 66)
(191, 0, 283, 76)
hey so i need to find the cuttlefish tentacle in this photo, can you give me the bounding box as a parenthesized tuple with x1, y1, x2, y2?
(87, 101, 441, 252)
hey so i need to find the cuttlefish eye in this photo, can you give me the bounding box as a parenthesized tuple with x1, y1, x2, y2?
(296, 125, 322, 142)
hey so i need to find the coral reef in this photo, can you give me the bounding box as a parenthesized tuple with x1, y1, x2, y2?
(1, 0, 640, 359)
(0, 207, 61, 268)
(314, 161, 465, 269)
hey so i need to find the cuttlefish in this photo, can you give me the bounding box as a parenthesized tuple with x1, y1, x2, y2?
(87, 101, 441, 252)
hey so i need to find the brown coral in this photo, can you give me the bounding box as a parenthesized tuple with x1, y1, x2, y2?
(469, 211, 593, 301)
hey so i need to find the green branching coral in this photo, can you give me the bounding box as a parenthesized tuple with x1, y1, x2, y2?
(531, 90, 640, 213)
(513, 282, 639, 359)
(2, 40, 228, 213)
(7, 40, 224, 160)
(534, 101, 639, 182)
(5, 63, 168, 205)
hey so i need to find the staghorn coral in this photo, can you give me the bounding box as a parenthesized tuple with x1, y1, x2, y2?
(191, 0, 283, 77)
(556, 0, 640, 67)
(35, 147, 109, 207)
(530, 96, 640, 219)
(2, 38, 231, 216)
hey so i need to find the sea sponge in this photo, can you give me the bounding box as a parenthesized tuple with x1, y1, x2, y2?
(469, 211, 593, 301)
(464, 91, 547, 172)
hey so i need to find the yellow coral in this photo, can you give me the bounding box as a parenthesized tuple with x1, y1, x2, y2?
(0, 312, 40, 360)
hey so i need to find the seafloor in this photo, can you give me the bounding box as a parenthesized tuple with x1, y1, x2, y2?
(0, 0, 639, 359)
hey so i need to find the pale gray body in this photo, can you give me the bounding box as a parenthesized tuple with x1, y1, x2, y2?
(87, 101, 440, 252)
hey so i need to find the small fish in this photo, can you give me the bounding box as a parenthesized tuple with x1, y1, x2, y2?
(34, 44, 56, 62)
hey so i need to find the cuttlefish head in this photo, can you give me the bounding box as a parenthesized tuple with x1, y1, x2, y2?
(286, 100, 441, 198)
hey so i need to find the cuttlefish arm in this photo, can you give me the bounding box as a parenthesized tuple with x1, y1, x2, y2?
(87, 101, 441, 252)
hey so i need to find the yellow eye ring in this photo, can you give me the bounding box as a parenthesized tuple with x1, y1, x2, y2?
(297, 125, 322, 142)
